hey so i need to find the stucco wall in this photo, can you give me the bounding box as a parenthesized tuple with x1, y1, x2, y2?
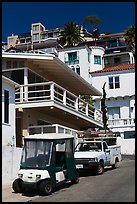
(91, 69, 135, 98)
(2, 146, 22, 186)
(117, 137, 135, 155)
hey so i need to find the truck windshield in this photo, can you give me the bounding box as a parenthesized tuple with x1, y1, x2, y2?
(20, 140, 53, 169)
(75, 142, 102, 152)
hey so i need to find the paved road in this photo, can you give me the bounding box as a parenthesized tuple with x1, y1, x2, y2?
(26, 156, 135, 202)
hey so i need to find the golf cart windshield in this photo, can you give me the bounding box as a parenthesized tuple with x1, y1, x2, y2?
(20, 140, 53, 169)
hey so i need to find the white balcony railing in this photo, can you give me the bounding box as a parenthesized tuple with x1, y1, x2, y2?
(15, 81, 103, 124)
(108, 118, 135, 127)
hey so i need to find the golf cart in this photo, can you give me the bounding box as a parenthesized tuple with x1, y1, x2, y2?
(12, 133, 79, 196)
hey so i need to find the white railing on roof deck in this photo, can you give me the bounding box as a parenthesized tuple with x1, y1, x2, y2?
(15, 81, 103, 123)
(28, 124, 77, 136)
(108, 118, 135, 127)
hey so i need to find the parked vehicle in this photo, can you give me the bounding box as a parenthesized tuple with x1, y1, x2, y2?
(74, 140, 121, 175)
(12, 133, 79, 196)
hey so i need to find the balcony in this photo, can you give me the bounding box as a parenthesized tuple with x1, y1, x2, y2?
(65, 58, 79, 65)
(104, 60, 130, 68)
(108, 118, 135, 128)
(15, 81, 103, 128)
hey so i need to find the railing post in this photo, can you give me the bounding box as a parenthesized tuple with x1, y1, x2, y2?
(55, 124, 58, 133)
(20, 86, 23, 102)
(24, 68, 28, 101)
(86, 103, 88, 116)
(75, 97, 78, 111)
(63, 90, 66, 105)
(50, 83, 54, 100)
(94, 109, 97, 121)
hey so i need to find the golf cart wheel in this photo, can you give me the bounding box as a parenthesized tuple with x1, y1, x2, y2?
(96, 162, 104, 175)
(71, 171, 79, 184)
(12, 178, 22, 193)
(39, 180, 53, 196)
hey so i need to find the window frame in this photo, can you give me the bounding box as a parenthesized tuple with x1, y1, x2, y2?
(33, 33, 39, 40)
(94, 55, 101, 65)
(108, 75, 120, 89)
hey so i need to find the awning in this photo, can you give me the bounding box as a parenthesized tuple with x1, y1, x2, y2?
(2, 52, 102, 96)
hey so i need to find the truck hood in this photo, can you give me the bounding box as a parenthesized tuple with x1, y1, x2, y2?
(74, 151, 103, 159)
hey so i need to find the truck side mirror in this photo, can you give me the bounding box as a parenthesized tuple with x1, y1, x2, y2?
(105, 149, 110, 153)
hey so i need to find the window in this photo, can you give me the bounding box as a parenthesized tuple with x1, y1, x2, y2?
(48, 33, 53, 38)
(109, 76, 120, 89)
(4, 90, 9, 124)
(9, 38, 14, 43)
(3, 70, 24, 85)
(20, 39, 25, 43)
(124, 131, 135, 139)
(33, 25, 39, 31)
(76, 65, 80, 75)
(94, 55, 101, 64)
(53, 32, 59, 37)
(33, 33, 39, 40)
(71, 66, 75, 71)
(42, 33, 48, 39)
(68, 52, 77, 62)
(107, 107, 120, 120)
(26, 38, 31, 43)
(114, 58, 120, 64)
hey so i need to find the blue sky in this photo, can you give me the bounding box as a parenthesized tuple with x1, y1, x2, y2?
(2, 2, 135, 42)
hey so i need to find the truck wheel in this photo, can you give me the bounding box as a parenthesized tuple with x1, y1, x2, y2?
(12, 178, 22, 193)
(39, 180, 53, 196)
(112, 159, 118, 169)
(96, 162, 104, 175)
(71, 171, 79, 184)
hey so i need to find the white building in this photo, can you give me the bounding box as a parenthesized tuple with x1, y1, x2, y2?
(58, 44, 135, 155)
(58, 45, 105, 82)
(2, 51, 103, 185)
(2, 76, 22, 186)
(90, 63, 135, 154)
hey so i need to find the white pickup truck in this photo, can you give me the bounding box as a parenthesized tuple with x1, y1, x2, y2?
(74, 140, 122, 175)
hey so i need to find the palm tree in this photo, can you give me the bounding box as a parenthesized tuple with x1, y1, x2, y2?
(124, 25, 135, 57)
(58, 22, 84, 47)
(83, 15, 102, 44)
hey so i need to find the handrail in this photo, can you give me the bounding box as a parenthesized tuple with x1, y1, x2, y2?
(15, 81, 103, 123)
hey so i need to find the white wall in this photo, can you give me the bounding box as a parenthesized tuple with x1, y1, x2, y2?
(89, 46, 105, 72)
(117, 137, 135, 155)
(58, 46, 91, 82)
(91, 69, 135, 98)
(2, 146, 22, 186)
(2, 78, 16, 146)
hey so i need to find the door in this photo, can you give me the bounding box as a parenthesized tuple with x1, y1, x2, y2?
(103, 142, 111, 166)
(16, 116, 23, 147)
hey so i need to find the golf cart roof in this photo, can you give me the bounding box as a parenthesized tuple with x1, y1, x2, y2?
(24, 133, 74, 140)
